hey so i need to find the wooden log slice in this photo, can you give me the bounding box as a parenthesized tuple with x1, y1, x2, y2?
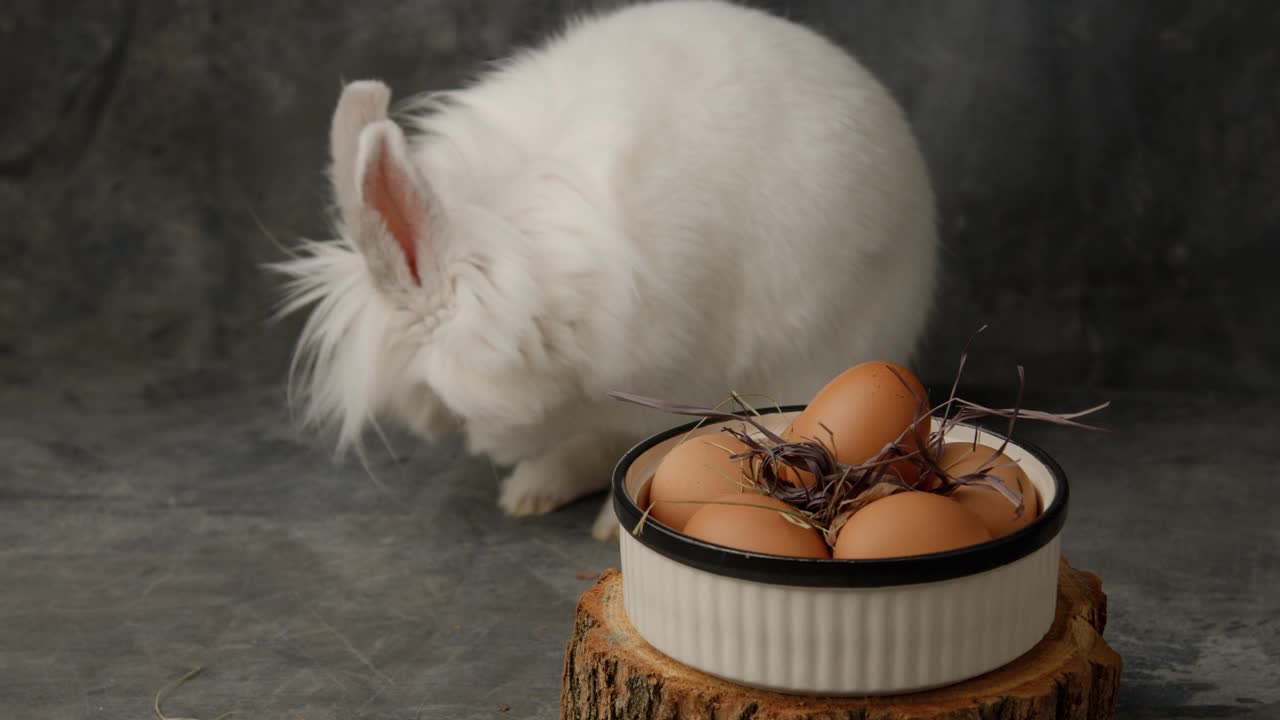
(562, 558, 1120, 720)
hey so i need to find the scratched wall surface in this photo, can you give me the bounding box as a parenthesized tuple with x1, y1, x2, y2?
(2, 5, 1279, 719)
(2, 0, 1279, 390)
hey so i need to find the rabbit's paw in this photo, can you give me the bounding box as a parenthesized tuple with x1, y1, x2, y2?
(497, 458, 594, 517)
(499, 463, 577, 516)
(497, 432, 621, 517)
(591, 496, 619, 541)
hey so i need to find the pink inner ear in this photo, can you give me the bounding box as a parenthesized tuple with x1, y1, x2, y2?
(365, 140, 423, 284)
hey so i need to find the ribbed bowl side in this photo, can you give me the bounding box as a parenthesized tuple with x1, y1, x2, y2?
(619, 532, 1062, 696)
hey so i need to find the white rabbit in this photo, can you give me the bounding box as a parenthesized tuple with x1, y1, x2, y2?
(271, 0, 939, 540)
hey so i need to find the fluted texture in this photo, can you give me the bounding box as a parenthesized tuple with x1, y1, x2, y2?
(620, 533, 1062, 696)
(563, 562, 1121, 719)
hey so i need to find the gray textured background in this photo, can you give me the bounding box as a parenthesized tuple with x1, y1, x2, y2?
(3, 0, 1278, 390)
(2, 2, 1280, 720)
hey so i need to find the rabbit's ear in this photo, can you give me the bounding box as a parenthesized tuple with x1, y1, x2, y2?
(351, 119, 433, 288)
(330, 80, 391, 226)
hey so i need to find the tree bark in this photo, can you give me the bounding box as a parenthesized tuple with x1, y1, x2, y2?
(561, 558, 1120, 720)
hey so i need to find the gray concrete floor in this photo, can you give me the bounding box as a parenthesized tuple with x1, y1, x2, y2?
(1, 367, 1277, 719)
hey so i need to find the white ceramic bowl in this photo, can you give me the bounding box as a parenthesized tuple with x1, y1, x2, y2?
(612, 405, 1069, 696)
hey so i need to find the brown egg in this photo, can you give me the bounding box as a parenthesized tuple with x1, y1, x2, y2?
(647, 431, 756, 532)
(832, 490, 992, 559)
(683, 493, 830, 558)
(785, 362, 931, 487)
(937, 442, 1040, 538)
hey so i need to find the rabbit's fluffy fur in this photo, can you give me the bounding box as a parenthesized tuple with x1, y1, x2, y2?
(271, 0, 938, 539)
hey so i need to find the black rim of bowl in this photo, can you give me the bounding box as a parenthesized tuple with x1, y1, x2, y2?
(612, 403, 1069, 587)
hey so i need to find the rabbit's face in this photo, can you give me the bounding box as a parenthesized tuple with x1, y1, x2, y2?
(271, 228, 459, 454)
(271, 81, 465, 453)
(274, 81, 614, 462)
